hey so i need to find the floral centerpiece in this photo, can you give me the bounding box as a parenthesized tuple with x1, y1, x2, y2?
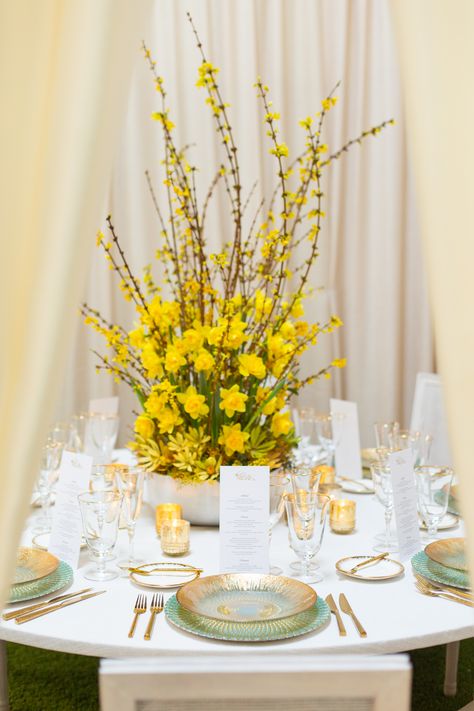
(83, 16, 392, 489)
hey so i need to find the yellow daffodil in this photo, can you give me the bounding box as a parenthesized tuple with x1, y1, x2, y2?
(238, 353, 266, 379)
(134, 415, 155, 440)
(271, 411, 293, 437)
(218, 424, 250, 456)
(144, 390, 168, 418)
(194, 348, 215, 372)
(141, 343, 164, 379)
(156, 407, 182, 434)
(165, 346, 186, 373)
(177, 386, 209, 420)
(219, 385, 248, 417)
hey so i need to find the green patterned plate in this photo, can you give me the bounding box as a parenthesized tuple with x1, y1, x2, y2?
(411, 551, 470, 590)
(165, 594, 330, 642)
(8, 561, 73, 604)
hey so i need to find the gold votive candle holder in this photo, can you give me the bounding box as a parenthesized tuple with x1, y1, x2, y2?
(155, 503, 183, 536)
(330, 499, 356, 534)
(314, 465, 336, 485)
(161, 518, 190, 556)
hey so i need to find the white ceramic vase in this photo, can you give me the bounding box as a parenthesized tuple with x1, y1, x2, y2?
(145, 473, 220, 526)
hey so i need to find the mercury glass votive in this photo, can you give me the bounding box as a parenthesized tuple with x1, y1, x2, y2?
(155, 503, 183, 536)
(161, 518, 190, 556)
(313, 465, 336, 486)
(329, 499, 356, 534)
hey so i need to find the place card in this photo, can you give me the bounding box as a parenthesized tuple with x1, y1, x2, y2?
(89, 396, 119, 415)
(48, 451, 92, 568)
(330, 398, 362, 480)
(219, 466, 269, 574)
(388, 448, 422, 560)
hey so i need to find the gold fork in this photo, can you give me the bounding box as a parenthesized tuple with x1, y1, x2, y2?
(144, 593, 164, 641)
(413, 574, 473, 601)
(128, 594, 147, 638)
(415, 579, 474, 607)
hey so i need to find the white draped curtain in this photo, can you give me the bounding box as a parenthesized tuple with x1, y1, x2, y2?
(57, 0, 434, 447)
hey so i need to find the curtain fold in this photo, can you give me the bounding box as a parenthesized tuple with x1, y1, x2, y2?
(391, 0, 474, 578)
(0, 0, 152, 604)
(58, 0, 433, 447)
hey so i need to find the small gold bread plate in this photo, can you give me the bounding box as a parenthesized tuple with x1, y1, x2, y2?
(336, 555, 404, 581)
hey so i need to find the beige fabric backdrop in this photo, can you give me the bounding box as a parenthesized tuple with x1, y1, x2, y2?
(391, 0, 474, 578)
(0, 0, 152, 603)
(58, 0, 434, 448)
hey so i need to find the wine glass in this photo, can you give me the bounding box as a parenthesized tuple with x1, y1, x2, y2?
(88, 413, 119, 463)
(89, 464, 120, 493)
(371, 461, 398, 553)
(268, 472, 289, 575)
(374, 421, 399, 449)
(315, 413, 345, 468)
(33, 441, 62, 533)
(78, 491, 123, 581)
(69, 413, 90, 453)
(415, 465, 454, 540)
(115, 467, 145, 569)
(286, 494, 329, 583)
(389, 429, 432, 466)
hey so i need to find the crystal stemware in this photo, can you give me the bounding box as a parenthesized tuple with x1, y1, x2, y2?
(415, 465, 454, 540)
(88, 413, 119, 464)
(371, 461, 398, 553)
(286, 494, 329, 583)
(115, 467, 145, 569)
(78, 491, 123, 581)
(315, 413, 345, 468)
(268, 472, 289, 575)
(34, 441, 62, 533)
(374, 421, 399, 449)
(389, 429, 432, 467)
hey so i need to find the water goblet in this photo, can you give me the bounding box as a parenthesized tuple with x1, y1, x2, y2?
(34, 441, 62, 533)
(371, 461, 398, 552)
(268, 472, 289, 575)
(415, 465, 454, 540)
(285, 494, 329, 583)
(374, 421, 399, 449)
(315, 413, 345, 467)
(115, 467, 145, 569)
(389, 429, 432, 466)
(89, 464, 120, 493)
(78, 491, 123, 581)
(88, 413, 119, 463)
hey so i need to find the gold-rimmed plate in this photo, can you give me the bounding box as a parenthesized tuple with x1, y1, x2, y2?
(419, 513, 459, 531)
(176, 573, 317, 623)
(425, 538, 467, 572)
(336, 555, 404, 581)
(14, 547, 59, 584)
(31, 532, 87, 551)
(130, 562, 202, 589)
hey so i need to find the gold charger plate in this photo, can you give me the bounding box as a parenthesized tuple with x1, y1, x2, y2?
(176, 573, 317, 623)
(14, 547, 59, 584)
(425, 537, 467, 572)
(336, 555, 404, 581)
(130, 562, 201, 589)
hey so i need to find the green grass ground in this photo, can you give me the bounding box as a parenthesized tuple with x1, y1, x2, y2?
(6, 638, 474, 710)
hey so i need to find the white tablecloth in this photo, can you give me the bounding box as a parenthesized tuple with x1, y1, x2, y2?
(1, 489, 473, 658)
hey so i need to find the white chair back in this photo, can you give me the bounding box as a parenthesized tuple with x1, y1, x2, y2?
(410, 372, 452, 464)
(99, 654, 411, 711)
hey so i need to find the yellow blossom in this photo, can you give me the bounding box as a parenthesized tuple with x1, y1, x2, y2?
(165, 346, 186, 373)
(141, 343, 163, 379)
(291, 299, 304, 318)
(177, 386, 209, 420)
(134, 415, 155, 440)
(219, 385, 248, 418)
(194, 348, 215, 372)
(238, 353, 266, 380)
(270, 143, 289, 158)
(331, 358, 347, 368)
(156, 407, 182, 434)
(271, 411, 293, 437)
(144, 390, 168, 418)
(218, 424, 250, 456)
(128, 327, 146, 349)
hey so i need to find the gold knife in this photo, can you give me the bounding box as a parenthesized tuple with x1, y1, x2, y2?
(339, 593, 367, 637)
(2, 588, 93, 621)
(15, 590, 106, 624)
(350, 552, 389, 573)
(325, 594, 347, 636)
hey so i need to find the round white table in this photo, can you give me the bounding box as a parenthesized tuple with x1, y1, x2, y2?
(2, 492, 472, 662)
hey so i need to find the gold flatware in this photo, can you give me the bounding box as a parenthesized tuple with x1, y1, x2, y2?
(128, 594, 147, 638)
(350, 552, 389, 573)
(413, 574, 472, 601)
(129, 565, 203, 576)
(3, 587, 93, 621)
(144, 593, 164, 640)
(415, 578, 474, 607)
(15, 590, 105, 624)
(325, 594, 346, 636)
(339, 593, 367, 637)
(337, 475, 373, 492)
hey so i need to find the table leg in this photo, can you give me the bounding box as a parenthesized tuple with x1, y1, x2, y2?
(444, 640, 460, 697)
(0, 641, 9, 711)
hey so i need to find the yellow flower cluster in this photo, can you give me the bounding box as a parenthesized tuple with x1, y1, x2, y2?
(84, 34, 392, 482)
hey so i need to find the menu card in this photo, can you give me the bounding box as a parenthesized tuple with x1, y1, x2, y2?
(388, 449, 422, 560)
(49, 451, 92, 568)
(330, 398, 362, 479)
(89, 396, 119, 415)
(219, 466, 269, 573)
